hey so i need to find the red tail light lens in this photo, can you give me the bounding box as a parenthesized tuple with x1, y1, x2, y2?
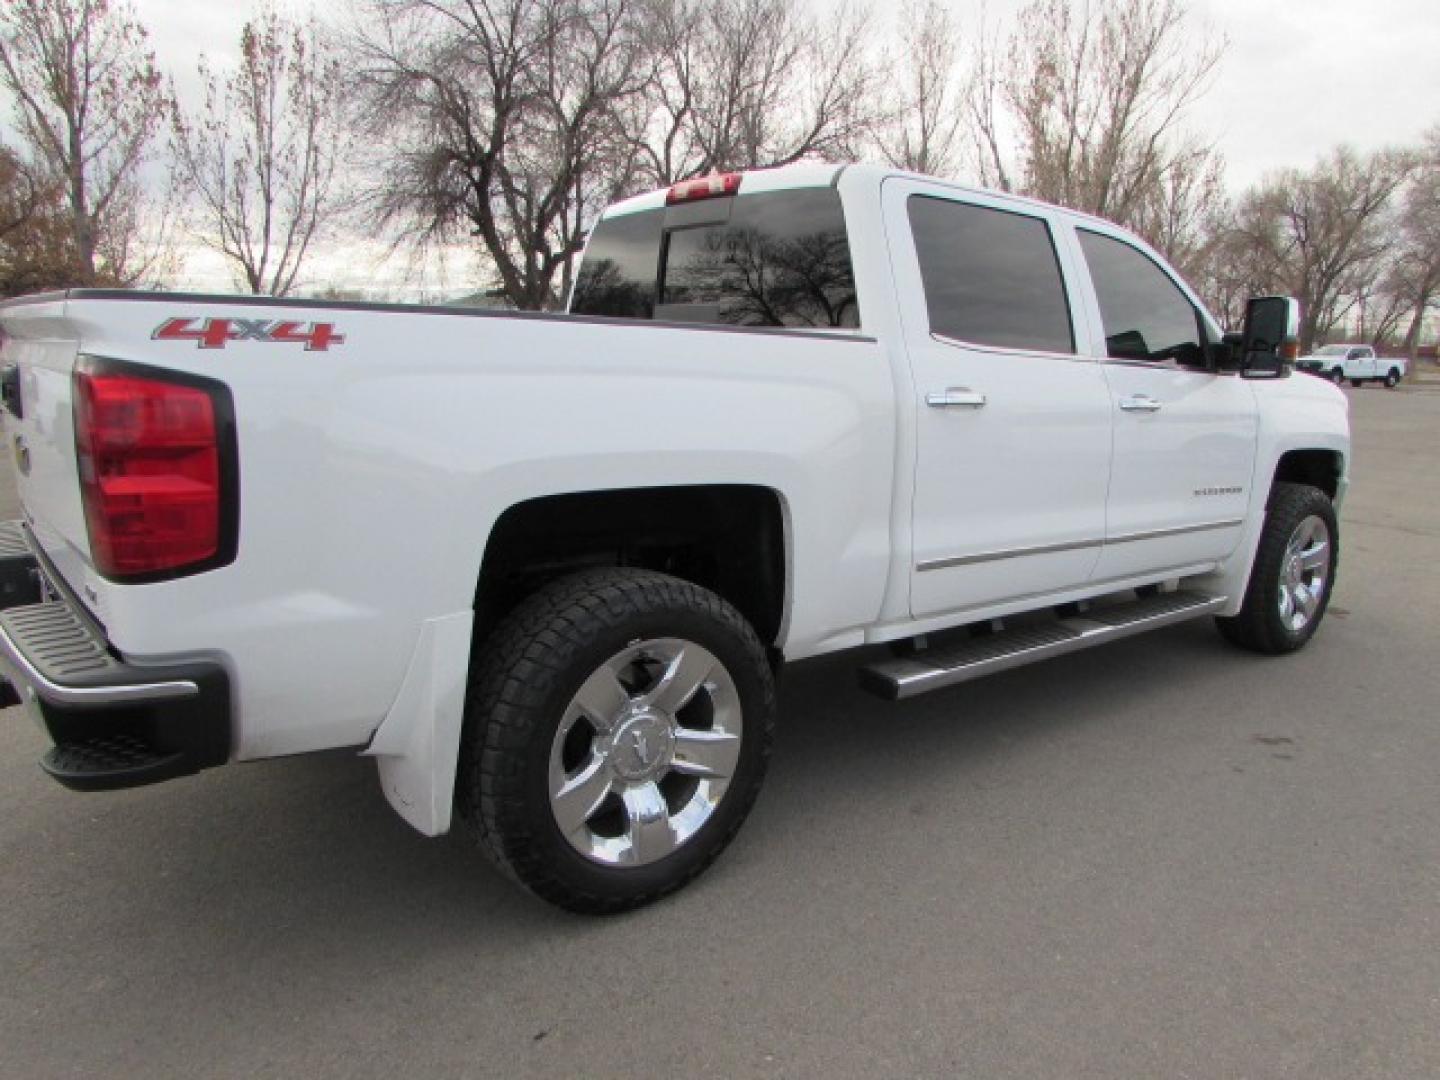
(74, 361, 237, 580)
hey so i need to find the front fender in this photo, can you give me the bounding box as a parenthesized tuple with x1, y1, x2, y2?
(1197, 374, 1349, 615)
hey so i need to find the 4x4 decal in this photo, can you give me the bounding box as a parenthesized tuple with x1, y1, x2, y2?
(153, 317, 345, 352)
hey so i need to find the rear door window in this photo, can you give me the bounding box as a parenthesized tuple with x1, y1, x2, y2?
(906, 195, 1075, 354)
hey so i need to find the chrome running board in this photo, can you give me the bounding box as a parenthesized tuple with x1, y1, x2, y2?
(859, 590, 1227, 701)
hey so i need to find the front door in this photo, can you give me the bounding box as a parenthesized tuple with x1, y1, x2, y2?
(1067, 225, 1258, 582)
(884, 181, 1114, 619)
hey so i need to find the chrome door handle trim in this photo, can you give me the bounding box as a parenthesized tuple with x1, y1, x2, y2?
(926, 388, 987, 409)
(1119, 395, 1162, 412)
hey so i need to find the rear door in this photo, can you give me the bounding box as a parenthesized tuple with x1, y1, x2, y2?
(1066, 225, 1257, 583)
(884, 180, 1113, 618)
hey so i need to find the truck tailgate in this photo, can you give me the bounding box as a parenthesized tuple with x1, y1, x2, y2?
(0, 298, 94, 603)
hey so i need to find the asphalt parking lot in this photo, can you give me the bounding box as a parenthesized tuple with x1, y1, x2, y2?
(2, 379, 1438, 1079)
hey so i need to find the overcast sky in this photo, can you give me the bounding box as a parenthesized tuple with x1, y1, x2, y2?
(124, 0, 1439, 293)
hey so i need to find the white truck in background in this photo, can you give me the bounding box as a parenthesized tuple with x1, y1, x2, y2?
(0, 163, 1349, 912)
(1297, 343, 1406, 387)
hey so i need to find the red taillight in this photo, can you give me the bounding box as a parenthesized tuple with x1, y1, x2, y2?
(665, 172, 742, 205)
(74, 364, 233, 580)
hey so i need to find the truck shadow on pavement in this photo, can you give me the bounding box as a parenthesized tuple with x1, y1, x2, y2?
(115, 621, 1250, 939)
(6, 610, 1351, 1047)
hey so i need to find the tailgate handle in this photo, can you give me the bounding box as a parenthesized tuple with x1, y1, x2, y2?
(0, 365, 20, 420)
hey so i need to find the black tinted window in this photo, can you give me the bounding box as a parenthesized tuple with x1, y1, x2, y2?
(907, 196, 1074, 353)
(572, 189, 859, 329)
(659, 190, 858, 328)
(571, 209, 662, 318)
(1078, 229, 1203, 364)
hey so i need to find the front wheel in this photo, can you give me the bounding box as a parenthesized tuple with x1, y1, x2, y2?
(457, 568, 776, 913)
(1216, 483, 1338, 654)
(1386, 368, 1401, 388)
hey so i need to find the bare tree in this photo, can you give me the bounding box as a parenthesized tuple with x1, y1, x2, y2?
(971, 0, 1222, 239)
(1185, 190, 1285, 331)
(0, 145, 45, 238)
(1386, 130, 1440, 370)
(351, 0, 651, 310)
(1129, 135, 1226, 276)
(1252, 147, 1415, 351)
(873, 0, 965, 177)
(1355, 272, 1413, 349)
(967, 16, 1013, 193)
(637, 0, 881, 186)
(0, 142, 81, 294)
(172, 8, 346, 297)
(0, 0, 170, 285)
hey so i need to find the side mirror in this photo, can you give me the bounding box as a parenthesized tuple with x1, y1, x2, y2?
(1239, 295, 1300, 378)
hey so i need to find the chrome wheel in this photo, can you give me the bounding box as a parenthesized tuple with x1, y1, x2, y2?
(548, 637, 743, 868)
(1277, 514, 1331, 633)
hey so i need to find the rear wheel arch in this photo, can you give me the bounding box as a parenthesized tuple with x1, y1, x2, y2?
(473, 484, 789, 655)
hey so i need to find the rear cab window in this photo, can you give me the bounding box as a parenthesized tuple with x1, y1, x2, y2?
(571, 187, 860, 329)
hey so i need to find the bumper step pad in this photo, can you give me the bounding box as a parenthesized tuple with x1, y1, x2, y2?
(860, 589, 1227, 700)
(0, 521, 233, 792)
(42, 734, 187, 790)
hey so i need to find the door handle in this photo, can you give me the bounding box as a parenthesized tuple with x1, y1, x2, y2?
(926, 388, 987, 409)
(1119, 394, 1162, 412)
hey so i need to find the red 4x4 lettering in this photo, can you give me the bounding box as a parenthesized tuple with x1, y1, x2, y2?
(153, 317, 346, 352)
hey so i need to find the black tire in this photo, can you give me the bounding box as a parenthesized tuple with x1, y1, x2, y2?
(1216, 482, 1338, 655)
(1330, 368, 1345, 384)
(456, 568, 776, 914)
(1386, 368, 1401, 388)
(1349, 378, 1362, 388)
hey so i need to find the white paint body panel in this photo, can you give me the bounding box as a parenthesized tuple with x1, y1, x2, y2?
(0, 163, 1351, 835)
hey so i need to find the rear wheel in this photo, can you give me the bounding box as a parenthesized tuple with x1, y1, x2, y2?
(1330, 368, 1345, 384)
(1216, 483, 1338, 654)
(457, 568, 775, 913)
(1350, 378, 1362, 388)
(1386, 368, 1401, 388)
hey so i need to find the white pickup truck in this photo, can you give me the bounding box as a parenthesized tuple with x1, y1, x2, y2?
(1297, 343, 1406, 387)
(0, 164, 1349, 912)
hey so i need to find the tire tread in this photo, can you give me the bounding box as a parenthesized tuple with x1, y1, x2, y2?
(457, 567, 775, 914)
(1215, 481, 1338, 655)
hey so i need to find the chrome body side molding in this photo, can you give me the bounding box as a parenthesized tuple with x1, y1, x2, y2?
(916, 518, 1244, 572)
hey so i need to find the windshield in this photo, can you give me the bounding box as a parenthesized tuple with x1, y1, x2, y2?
(571, 188, 859, 329)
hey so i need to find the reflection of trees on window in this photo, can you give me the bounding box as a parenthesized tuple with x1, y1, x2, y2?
(666, 226, 859, 328)
(572, 258, 655, 318)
